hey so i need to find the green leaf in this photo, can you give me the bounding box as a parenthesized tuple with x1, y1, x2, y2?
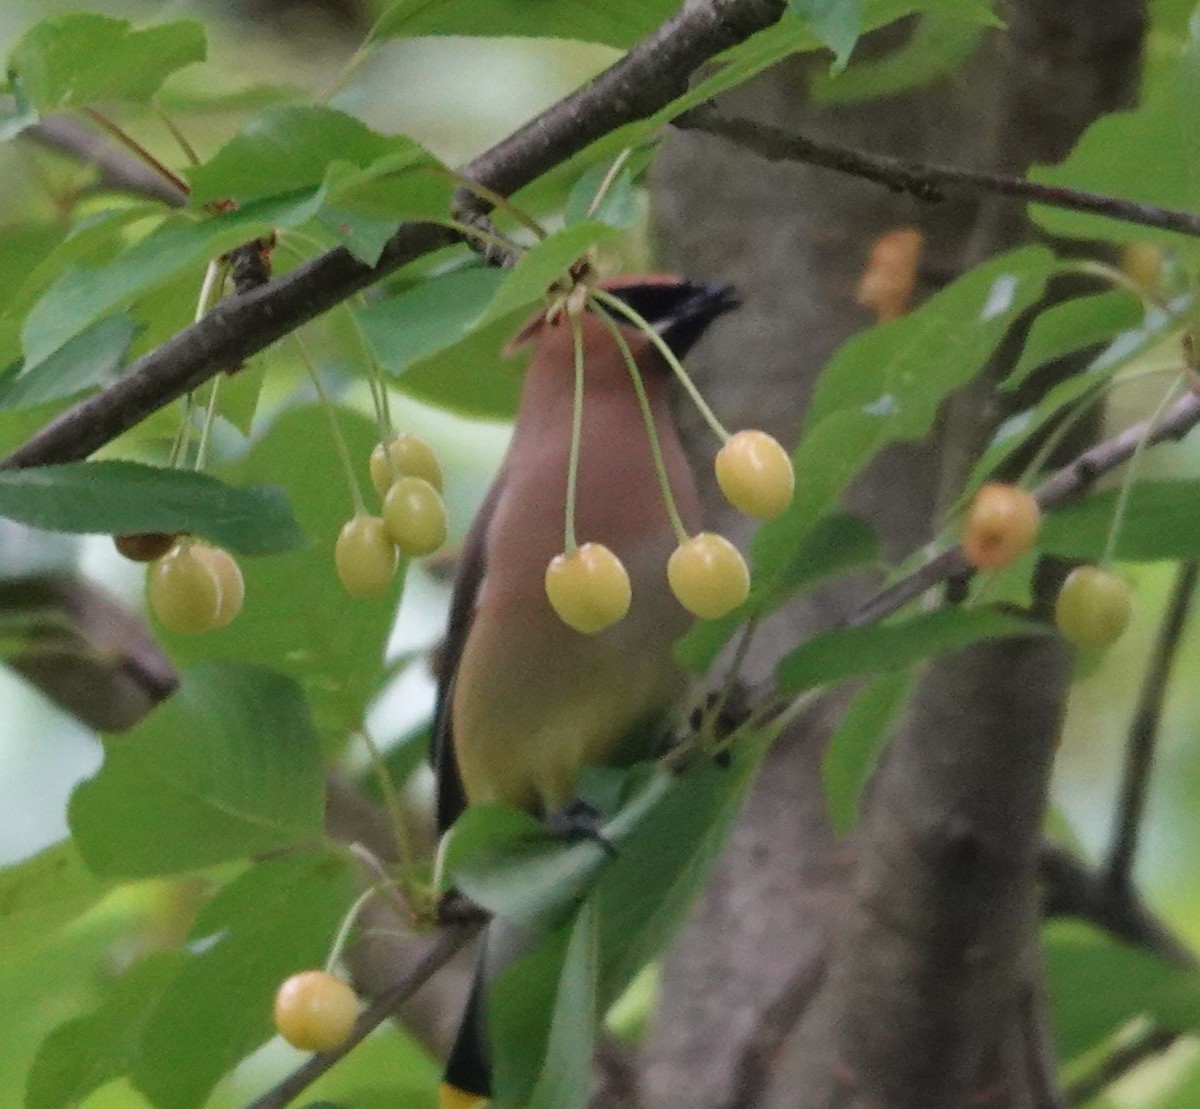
(186, 106, 450, 232)
(0, 460, 305, 555)
(0, 314, 138, 410)
(0, 841, 109, 956)
(1041, 481, 1200, 562)
(811, 10, 982, 103)
(356, 267, 524, 418)
(133, 854, 356, 1109)
(593, 732, 775, 1006)
(1029, 26, 1200, 245)
(788, 0, 863, 69)
(1045, 919, 1200, 1062)
(69, 663, 326, 877)
(479, 222, 621, 327)
(564, 162, 642, 229)
(776, 607, 1047, 694)
(21, 193, 324, 372)
(962, 292, 1182, 498)
(1003, 290, 1143, 391)
(168, 405, 403, 740)
(6, 14, 205, 111)
(369, 0, 680, 48)
(27, 952, 182, 1109)
(445, 771, 675, 933)
(823, 671, 912, 835)
(676, 512, 880, 671)
(527, 903, 597, 1109)
(806, 246, 1057, 430)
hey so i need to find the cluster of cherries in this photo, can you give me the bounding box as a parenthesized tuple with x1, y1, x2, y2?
(546, 428, 795, 634)
(118, 532, 246, 635)
(334, 435, 449, 597)
(962, 482, 1132, 649)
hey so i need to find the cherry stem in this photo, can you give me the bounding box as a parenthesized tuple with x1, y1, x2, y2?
(80, 106, 190, 197)
(591, 287, 730, 443)
(585, 148, 633, 220)
(153, 106, 200, 167)
(1101, 371, 1184, 567)
(593, 301, 690, 545)
(357, 727, 418, 900)
(441, 168, 548, 240)
(564, 313, 586, 553)
(439, 217, 527, 262)
(294, 337, 366, 514)
(324, 886, 376, 974)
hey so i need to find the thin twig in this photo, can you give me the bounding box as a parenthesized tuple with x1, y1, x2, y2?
(1063, 1025, 1179, 1106)
(849, 393, 1200, 628)
(245, 923, 480, 1109)
(1105, 560, 1199, 887)
(676, 106, 1200, 239)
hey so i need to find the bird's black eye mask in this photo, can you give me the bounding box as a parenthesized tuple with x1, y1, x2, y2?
(602, 280, 738, 359)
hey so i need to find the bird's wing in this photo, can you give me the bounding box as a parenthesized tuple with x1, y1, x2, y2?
(431, 469, 507, 834)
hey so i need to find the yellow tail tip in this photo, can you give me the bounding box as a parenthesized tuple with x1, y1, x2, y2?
(439, 1082, 489, 1109)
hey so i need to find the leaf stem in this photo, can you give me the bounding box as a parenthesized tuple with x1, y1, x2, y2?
(585, 147, 633, 219)
(80, 106, 190, 197)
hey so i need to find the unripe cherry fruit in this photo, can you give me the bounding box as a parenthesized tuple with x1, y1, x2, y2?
(147, 541, 224, 634)
(273, 970, 359, 1053)
(370, 435, 444, 497)
(114, 531, 178, 562)
(382, 476, 448, 557)
(667, 533, 750, 619)
(1055, 566, 1133, 649)
(715, 430, 795, 520)
(193, 544, 245, 628)
(961, 483, 1041, 570)
(335, 514, 397, 597)
(544, 542, 631, 634)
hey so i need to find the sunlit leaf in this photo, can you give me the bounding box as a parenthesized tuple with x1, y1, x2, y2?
(6, 14, 205, 112)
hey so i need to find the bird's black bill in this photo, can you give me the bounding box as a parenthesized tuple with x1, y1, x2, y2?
(605, 280, 738, 359)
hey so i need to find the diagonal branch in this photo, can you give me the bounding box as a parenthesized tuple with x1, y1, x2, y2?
(675, 106, 1200, 239)
(1, 0, 788, 472)
(849, 392, 1200, 628)
(245, 921, 481, 1109)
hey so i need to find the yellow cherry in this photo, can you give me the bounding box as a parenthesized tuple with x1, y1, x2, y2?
(1055, 566, 1133, 649)
(382, 476, 448, 557)
(274, 970, 359, 1053)
(193, 544, 245, 628)
(961, 483, 1041, 570)
(667, 533, 750, 619)
(544, 542, 632, 633)
(147, 540, 224, 634)
(370, 435, 444, 497)
(715, 430, 795, 520)
(335, 514, 397, 597)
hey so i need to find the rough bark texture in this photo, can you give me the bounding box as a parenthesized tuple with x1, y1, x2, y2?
(644, 3, 1146, 1106)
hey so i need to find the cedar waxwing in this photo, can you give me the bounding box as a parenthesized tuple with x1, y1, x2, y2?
(434, 275, 736, 1106)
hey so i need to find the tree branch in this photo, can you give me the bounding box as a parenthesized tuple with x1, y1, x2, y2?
(1040, 843, 1195, 969)
(1063, 1025, 1180, 1106)
(675, 106, 1200, 239)
(245, 922, 481, 1109)
(850, 392, 1200, 628)
(1, 0, 788, 472)
(1105, 559, 1198, 888)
